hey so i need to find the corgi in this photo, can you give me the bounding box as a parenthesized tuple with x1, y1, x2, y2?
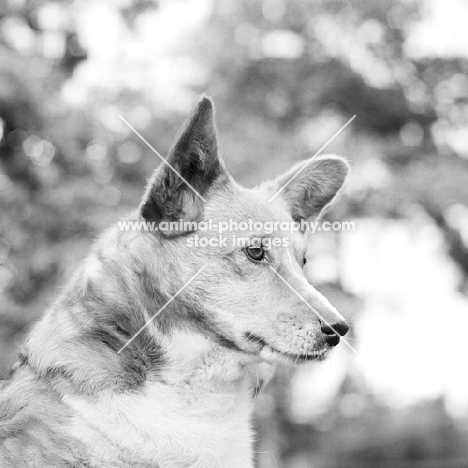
(0, 96, 349, 468)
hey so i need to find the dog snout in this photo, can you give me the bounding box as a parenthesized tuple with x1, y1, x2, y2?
(320, 320, 349, 346)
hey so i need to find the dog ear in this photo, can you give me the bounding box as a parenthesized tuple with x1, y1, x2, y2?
(140, 96, 227, 225)
(267, 155, 349, 222)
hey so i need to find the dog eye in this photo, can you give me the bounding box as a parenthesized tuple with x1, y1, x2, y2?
(303, 257, 307, 266)
(246, 246, 266, 262)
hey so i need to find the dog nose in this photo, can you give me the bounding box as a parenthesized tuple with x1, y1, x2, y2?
(321, 321, 349, 346)
(321, 321, 349, 336)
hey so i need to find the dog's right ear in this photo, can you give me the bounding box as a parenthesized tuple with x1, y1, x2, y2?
(140, 96, 227, 225)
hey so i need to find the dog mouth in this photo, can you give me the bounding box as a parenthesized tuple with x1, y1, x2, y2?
(244, 333, 329, 364)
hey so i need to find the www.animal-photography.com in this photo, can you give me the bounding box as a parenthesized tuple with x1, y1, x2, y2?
(1, 1, 468, 467)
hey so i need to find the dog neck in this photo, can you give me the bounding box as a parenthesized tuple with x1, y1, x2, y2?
(157, 327, 272, 397)
(23, 268, 272, 467)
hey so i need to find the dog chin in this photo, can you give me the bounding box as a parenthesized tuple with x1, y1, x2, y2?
(258, 344, 330, 365)
(243, 332, 330, 365)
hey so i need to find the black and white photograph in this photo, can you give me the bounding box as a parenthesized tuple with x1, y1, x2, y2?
(1, 0, 468, 467)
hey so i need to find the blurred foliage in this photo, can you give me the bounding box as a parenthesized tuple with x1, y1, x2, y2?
(1, 0, 468, 467)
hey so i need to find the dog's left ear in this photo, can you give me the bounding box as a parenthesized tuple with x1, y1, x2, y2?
(140, 96, 227, 225)
(265, 155, 349, 222)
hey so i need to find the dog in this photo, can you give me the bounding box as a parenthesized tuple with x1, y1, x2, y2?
(0, 96, 349, 468)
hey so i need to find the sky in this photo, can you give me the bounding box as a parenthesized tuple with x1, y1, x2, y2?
(406, 0, 468, 59)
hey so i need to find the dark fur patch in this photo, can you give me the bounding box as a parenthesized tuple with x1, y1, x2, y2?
(183, 302, 244, 353)
(82, 282, 166, 390)
(39, 273, 166, 395)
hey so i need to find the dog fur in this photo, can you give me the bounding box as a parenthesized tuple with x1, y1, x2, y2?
(0, 96, 349, 468)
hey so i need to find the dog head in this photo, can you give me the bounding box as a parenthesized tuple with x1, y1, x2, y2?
(133, 96, 350, 365)
(23, 96, 350, 398)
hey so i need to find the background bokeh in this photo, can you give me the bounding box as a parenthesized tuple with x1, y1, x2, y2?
(1, 0, 468, 467)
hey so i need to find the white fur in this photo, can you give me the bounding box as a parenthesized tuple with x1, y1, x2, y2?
(62, 330, 274, 468)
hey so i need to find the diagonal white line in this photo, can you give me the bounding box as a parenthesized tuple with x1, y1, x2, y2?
(118, 115, 207, 203)
(268, 265, 357, 353)
(268, 115, 356, 203)
(117, 266, 207, 354)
